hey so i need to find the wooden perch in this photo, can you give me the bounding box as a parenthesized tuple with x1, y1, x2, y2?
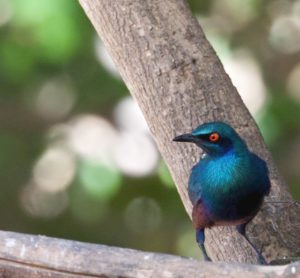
(78, 0, 300, 264)
(0, 230, 299, 278)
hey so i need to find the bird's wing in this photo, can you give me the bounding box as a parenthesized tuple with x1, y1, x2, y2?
(188, 165, 203, 205)
(253, 154, 271, 196)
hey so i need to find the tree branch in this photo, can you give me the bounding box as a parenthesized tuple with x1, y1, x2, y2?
(0, 231, 299, 277)
(78, 0, 300, 264)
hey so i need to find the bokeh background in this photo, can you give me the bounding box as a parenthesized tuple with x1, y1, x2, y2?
(0, 0, 300, 259)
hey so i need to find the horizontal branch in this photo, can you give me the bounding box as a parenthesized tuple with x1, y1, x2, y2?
(0, 230, 298, 277)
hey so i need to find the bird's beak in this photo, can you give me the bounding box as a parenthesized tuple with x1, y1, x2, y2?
(173, 133, 195, 143)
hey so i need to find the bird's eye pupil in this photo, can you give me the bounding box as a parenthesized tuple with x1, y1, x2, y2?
(209, 133, 219, 142)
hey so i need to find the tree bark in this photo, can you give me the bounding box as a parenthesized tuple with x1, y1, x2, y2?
(78, 0, 300, 264)
(0, 231, 299, 278)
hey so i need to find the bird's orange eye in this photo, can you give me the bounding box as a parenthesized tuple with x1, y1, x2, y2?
(209, 132, 220, 142)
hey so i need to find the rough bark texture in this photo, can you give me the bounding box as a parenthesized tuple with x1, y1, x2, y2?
(0, 231, 299, 278)
(78, 0, 300, 264)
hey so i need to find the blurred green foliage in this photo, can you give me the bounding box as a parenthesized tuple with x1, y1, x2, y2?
(0, 0, 299, 260)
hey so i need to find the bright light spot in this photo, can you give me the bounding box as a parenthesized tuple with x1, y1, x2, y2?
(114, 96, 149, 133)
(287, 63, 300, 103)
(79, 159, 121, 201)
(35, 77, 75, 119)
(124, 197, 162, 234)
(94, 38, 120, 78)
(0, 0, 13, 27)
(20, 183, 68, 218)
(33, 146, 76, 193)
(224, 50, 267, 115)
(269, 16, 300, 54)
(112, 131, 159, 177)
(67, 115, 118, 165)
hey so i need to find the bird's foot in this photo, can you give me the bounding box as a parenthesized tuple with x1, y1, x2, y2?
(257, 253, 267, 265)
(198, 242, 211, 262)
(196, 229, 212, 262)
(236, 224, 268, 265)
(256, 244, 267, 265)
(203, 253, 212, 262)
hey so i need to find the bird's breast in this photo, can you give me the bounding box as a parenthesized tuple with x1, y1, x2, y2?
(189, 153, 265, 221)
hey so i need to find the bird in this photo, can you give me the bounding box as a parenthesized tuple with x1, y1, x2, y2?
(173, 121, 271, 264)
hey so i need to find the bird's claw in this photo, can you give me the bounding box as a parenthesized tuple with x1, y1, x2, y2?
(257, 254, 267, 265)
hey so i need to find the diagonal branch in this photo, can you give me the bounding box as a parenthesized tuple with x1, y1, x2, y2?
(78, 0, 300, 263)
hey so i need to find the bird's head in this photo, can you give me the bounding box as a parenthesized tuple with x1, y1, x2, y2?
(173, 122, 247, 156)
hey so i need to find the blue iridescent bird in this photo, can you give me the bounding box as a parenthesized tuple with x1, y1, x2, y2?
(173, 122, 271, 264)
